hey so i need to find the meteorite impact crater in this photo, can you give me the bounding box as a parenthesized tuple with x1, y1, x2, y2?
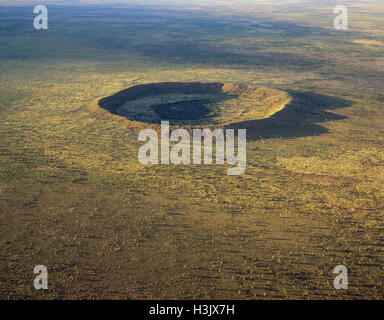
(95, 82, 292, 128)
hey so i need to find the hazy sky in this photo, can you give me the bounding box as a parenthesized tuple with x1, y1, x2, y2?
(0, 0, 373, 13)
(0, 0, 332, 5)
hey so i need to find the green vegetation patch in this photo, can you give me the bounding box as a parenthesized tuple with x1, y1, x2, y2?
(152, 99, 219, 120)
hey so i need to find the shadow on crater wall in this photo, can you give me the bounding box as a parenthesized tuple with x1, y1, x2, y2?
(227, 91, 351, 141)
(98, 82, 225, 114)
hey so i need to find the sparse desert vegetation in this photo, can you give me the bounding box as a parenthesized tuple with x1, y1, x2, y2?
(0, 0, 384, 299)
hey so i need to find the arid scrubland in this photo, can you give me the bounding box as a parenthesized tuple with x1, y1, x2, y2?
(1, 1, 384, 299)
